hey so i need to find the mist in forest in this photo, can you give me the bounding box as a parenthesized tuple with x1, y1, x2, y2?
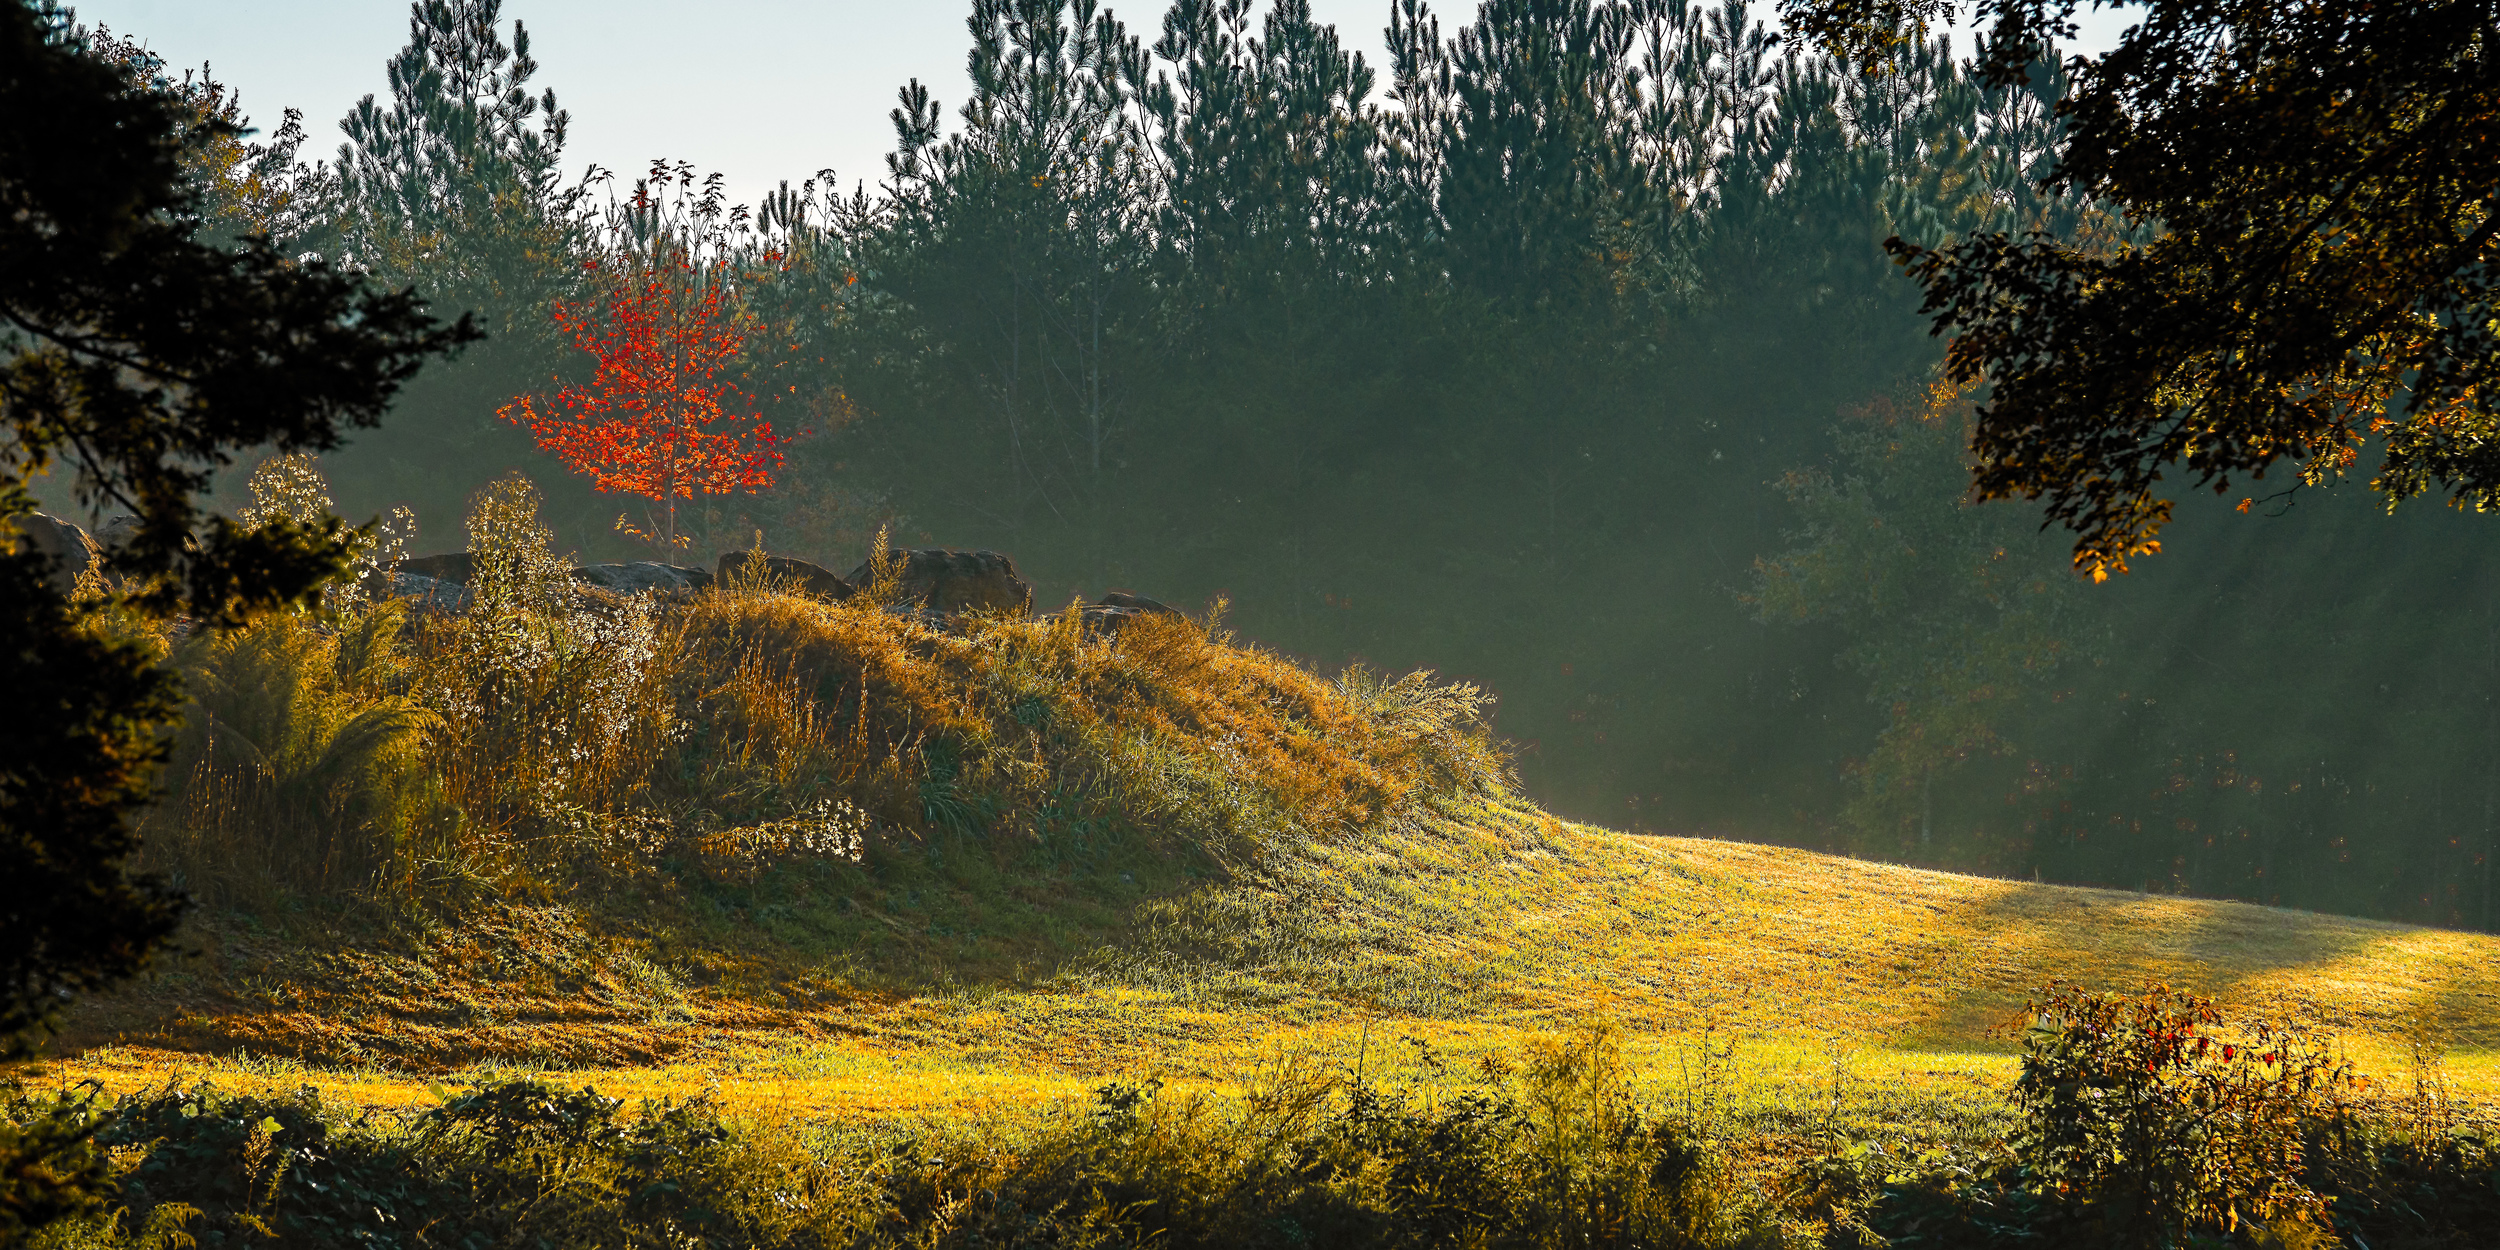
(96, 0, 2498, 932)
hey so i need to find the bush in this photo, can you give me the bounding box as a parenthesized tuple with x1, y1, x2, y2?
(2004, 981, 2359, 1247)
(1800, 982, 2500, 1250)
(13, 1029, 1778, 1249)
(149, 605, 444, 905)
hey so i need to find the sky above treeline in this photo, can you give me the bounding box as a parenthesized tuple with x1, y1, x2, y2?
(72, 0, 2143, 213)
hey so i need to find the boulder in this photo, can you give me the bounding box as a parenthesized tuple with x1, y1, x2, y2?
(400, 552, 475, 585)
(95, 513, 141, 550)
(1097, 591, 1178, 616)
(12, 512, 96, 595)
(845, 548, 1032, 617)
(569, 561, 713, 595)
(1073, 591, 1182, 635)
(388, 572, 472, 613)
(716, 551, 855, 601)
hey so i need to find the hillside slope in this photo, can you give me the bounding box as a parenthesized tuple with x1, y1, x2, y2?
(38, 545, 2496, 1120)
(56, 798, 2500, 1120)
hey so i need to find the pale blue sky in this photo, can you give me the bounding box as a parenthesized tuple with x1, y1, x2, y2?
(69, 0, 2139, 212)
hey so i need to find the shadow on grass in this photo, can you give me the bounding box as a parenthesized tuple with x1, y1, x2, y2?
(1884, 878, 2478, 1053)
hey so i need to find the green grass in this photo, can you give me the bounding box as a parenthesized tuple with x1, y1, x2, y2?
(51, 795, 2500, 1137)
(22, 481, 2500, 1248)
(36, 483, 2500, 1163)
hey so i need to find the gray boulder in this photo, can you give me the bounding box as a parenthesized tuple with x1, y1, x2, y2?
(570, 561, 714, 595)
(1097, 591, 1177, 615)
(1073, 591, 1182, 635)
(399, 552, 475, 585)
(389, 572, 472, 613)
(716, 551, 854, 601)
(845, 548, 1032, 617)
(95, 514, 141, 551)
(12, 512, 97, 595)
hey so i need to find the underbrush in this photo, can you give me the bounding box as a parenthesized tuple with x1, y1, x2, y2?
(133, 470, 1504, 975)
(19, 1026, 1774, 1250)
(15, 998, 2500, 1249)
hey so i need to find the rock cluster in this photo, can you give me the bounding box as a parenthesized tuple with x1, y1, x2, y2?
(717, 551, 854, 600)
(10, 513, 1182, 632)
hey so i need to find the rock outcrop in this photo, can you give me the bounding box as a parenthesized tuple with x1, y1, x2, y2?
(717, 551, 854, 601)
(845, 549, 1033, 617)
(570, 562, 713, 595)
(1074, 591, 1181, 634)
(390, 572, 473, 613)
(12, 512, 98, 595)
(399, 552, 475, 585)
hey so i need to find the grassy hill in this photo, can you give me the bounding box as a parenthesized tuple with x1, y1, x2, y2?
(25, 533, 2500, 1245)
(31, 481, 2500, 1133)
(54, 796, 2500, 1130)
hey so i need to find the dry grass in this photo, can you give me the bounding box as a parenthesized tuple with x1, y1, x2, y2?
(59, 479, 2500, 1145)
(51, 799, 2500, 1141)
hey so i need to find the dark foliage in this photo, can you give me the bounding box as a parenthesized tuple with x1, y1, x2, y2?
(1793, 0, 2500, 577)
(0, 1085, 111, 1241)
(49, 1066, 1747, 1249)
(0, 0, 471, 1049)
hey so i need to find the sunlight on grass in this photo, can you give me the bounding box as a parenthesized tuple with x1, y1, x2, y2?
(47, 576, 2500, 1152)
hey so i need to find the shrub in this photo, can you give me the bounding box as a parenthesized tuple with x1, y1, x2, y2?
(0, 1085, 112, 1244)
(2005, 981, 2359, 1247)
(149, 603, 443, 906)
(19, 1030, 1777, 1250)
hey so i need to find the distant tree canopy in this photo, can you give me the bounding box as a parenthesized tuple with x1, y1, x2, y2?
(1786, 0, 2500, 578)
(0, 0, 471, 1055)
(31, 0, 2486, 940)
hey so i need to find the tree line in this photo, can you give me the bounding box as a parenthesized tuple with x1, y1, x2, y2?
(77, 0, 2500, 930)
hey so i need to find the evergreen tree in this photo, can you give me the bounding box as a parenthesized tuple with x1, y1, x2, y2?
(0, 0, 471, 1061)
(875, 0, 1157, 556)
(320, 0, 594, 541)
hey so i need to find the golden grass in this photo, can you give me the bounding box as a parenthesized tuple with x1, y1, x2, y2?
(47, 799, 2500, 1137)
(61, 514, 2500, 1147)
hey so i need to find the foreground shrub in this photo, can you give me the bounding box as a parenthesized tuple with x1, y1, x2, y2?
(17, 1030, 1772, 1249)
(2006, 981, 2358, 1247)
(1789, 982, 2500, 1249)
(151, 604, 444, 905)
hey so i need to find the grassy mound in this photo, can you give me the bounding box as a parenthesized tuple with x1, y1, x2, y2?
(28, 480, 2500, 1247)
(44, 478, 2500, 1141)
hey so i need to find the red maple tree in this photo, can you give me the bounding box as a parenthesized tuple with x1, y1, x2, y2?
(499, 251, 785, 550)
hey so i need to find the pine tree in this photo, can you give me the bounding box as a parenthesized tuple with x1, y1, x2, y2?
(878, 0, 1157, 551)
(333, 0, 586, 337)
(0, 0, 471, 1064)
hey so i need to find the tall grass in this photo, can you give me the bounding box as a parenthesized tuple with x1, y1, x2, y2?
(23, 1025, 1777, 1250)
(141, 466, 1506, 921)
(147, 605, 442, 907)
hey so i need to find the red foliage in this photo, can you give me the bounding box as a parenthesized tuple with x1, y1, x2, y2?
(499, 252, 784, 548)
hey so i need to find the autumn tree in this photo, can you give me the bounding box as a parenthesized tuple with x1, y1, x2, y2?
(499, 164, 788, 552)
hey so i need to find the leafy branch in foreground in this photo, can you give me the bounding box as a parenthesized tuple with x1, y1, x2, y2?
(1786, 0, 2500, 579)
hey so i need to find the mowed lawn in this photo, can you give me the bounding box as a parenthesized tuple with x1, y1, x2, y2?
(45, 800, 2500, 1133)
